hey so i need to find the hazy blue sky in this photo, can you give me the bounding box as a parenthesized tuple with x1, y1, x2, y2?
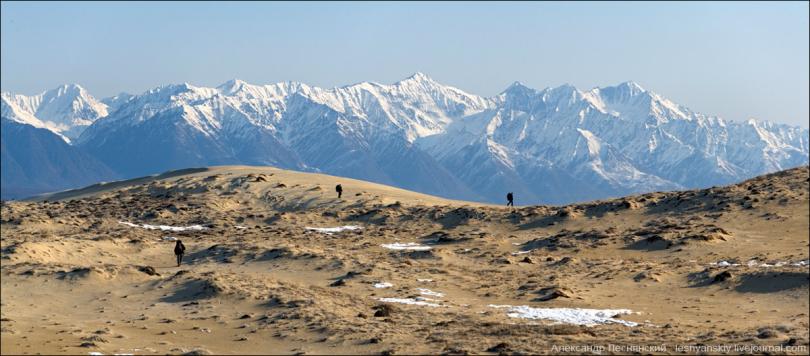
(1, 1, 808, 126)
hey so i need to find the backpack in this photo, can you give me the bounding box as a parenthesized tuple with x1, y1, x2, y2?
(174, 242, 185, 255)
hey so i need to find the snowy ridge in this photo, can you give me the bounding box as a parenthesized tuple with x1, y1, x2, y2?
(1, 84, 108, 140)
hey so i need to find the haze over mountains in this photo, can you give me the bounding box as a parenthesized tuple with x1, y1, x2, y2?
(2, 73, 808, 201)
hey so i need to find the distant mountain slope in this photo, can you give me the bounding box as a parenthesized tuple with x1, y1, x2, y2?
(3, 74, 807, 204)
(1, 118, 118, 200)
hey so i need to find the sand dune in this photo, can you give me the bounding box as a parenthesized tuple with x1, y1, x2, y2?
(2, 165, 808, 354)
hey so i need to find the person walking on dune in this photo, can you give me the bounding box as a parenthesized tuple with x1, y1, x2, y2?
(506, 192, 514, 207)
(174, 240, 186, 267)
(336, 184, 343, 199)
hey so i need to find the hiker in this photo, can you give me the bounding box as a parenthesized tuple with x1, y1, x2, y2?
(336, 184, 343, 199)
(174, 240, 186, 267)
(506, 192, 514, 207)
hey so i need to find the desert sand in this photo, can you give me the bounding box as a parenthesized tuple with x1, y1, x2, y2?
(1, 165, 808, 355)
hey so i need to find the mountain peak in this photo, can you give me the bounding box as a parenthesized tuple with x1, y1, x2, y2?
(225, 78, 247, 86)
(50, 83, 87, 96)
(142, 83, 195, 99)
(595, 81, 649, 103)
(53, 83, 83, 89)
(3, 83, 108, 140)
(399, 72, 436, 84)
(550, 83, 578, 93)
(217, 79, 249, 93)
(166, 82, 193, 91)
(502, 81, 535, 96)
(617, 81, 646, 93)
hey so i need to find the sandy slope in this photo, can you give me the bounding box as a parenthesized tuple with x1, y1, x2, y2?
(1, 165, 808, 355)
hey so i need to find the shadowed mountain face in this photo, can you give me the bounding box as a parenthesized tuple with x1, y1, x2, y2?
(0, 118, 118, 199)
(2, 74, 808, 203)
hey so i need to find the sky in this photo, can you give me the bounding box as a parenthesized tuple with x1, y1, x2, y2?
(1, 1, 808, 127)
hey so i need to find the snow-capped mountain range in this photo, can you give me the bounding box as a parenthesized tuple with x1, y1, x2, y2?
(2, 73, 808, 203)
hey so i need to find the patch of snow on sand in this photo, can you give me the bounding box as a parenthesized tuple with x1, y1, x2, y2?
(118, 221, 207, 232)
(305, 225, 362, 234)
(711, 261, 739, 267)
(726, 260, 810, 268)
(417, 278, 433, 282)
(162, 236, 178, 241)
(379, 298, 442, 307)
(512, 250, 532, 255)
(235, 225, 249, 230)
(381, 242, 432, 251)
(489, 305, 638, 326)
(373, 282, 393, 288)
(417, 288, 444, 297)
